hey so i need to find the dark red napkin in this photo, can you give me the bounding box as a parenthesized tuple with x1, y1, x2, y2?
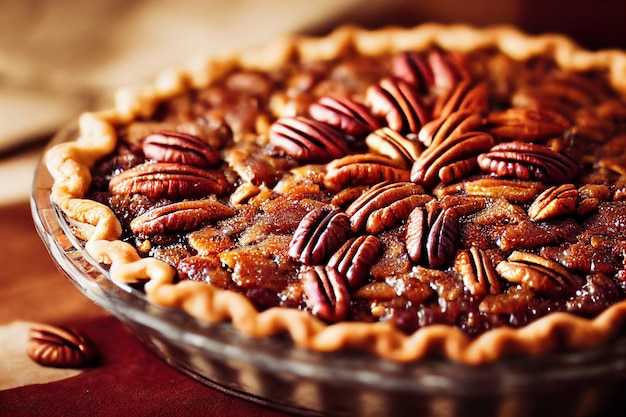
(0, 316, 293, 417)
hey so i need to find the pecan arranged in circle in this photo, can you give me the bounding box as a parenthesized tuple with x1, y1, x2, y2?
(345, 181, 431, 234)
(323, 153, 410, 192)
(411, 131, 496, 188)
(405, 202, 458, 269)
(27, 323, 100, 368)
(268, 116, 348, 163)
(527, 184, 578, 221)
(366, 76, 430, 134)
(109, 162, 229, 199)
(496, 251, 581, 296)
(300, 265, 350, 322)
(130, 199, 235, 235)
(328, 235, 382, 288)
(142, 130, 221, 167)
(454, 247, 502, 297)
(417, 110, 484, 148)
(309, 95, 380, 137)
(477, 141, 580, 184)
(485, 108, 571, 142)
(365, 127, 422, 167)
(289, 206, 351, 265)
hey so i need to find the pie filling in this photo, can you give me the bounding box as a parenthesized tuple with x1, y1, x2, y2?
(47, 25, 626, 362)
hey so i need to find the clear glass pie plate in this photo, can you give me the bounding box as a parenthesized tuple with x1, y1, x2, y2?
(32, 127, 626, 417)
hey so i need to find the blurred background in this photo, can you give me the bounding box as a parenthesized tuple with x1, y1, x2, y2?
(0, 0, 625, 204)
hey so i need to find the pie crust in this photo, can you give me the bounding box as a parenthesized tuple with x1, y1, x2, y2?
(45, 23, 626, 364)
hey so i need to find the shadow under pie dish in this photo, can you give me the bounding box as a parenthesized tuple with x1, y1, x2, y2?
(38, 21, 626, 376)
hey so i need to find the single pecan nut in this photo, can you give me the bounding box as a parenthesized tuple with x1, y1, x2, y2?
(411, 131, 496, 188)
(300, 265, 350, 322)
(308, 95, 380, 137)
(455, 247, 502, 297)
(345, 181, 431, 234)
(496, 251, 581, 296)
(289, 206, 351, 265)
(328, 235, 382, 288)
(268, 116, 348, 163)
(109, 162, 229, 199)
(527, 184, 578, 221)
(142, 130, 221, 167)
(433, 80, 489, 120)
(366, 76, 430, 134)
(390, 51, 435, 93)
(323, 153, 410, 192)
(405, 202, 458, 269)
(27, 323, 99, 368)
(485, 108, 571, 142)
(477, 141, 580, 184)
(439, 177, 545, 204)
(577, 184, 611, 216)
(130, 199, 235, 235)
(417, 110, 484, 148)
(365, 127, 422, 167)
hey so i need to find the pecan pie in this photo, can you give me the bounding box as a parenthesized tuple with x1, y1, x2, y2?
(45, 24, 626, 364)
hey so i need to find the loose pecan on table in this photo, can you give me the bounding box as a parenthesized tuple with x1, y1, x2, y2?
(27, 323, 100, 368)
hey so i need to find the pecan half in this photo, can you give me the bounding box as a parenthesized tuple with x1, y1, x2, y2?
(366, 76, 429, 134)
(323, 153, 410, 192)
(309, 95, 380, 137)
(496, 251, 581, 296)
(433, 80, 489, 120)
(436, 177, 545, 204)
(345, 181, 431, 234)
(142, 130, 221, 167)
(109, 162, 229, 199)
(405, 202, 458, 269)
(268, 116, 348, 163)
(455, 247, 501, 297)
(485, 108, 571, 142)
(527, 184, 578, 221)
(328, 235, 382, 288)
(477, 141, 580, 184)
(130, 199, 235, 235)
(417, 110, 484, 148)
(365, 127, 422, 167)
(300, 265, 350, 322)
(27, 323, 99, 368)
(390, 51, 435, 93)
(289, 206, 351, 265)
(577, 184, 611, 216)
(411, 131, 496, 188)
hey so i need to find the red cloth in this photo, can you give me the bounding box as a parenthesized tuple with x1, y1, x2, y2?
(0, 316, 291, 417)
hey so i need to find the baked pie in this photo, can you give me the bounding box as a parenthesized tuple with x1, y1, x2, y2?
(45, 24, 626, 364)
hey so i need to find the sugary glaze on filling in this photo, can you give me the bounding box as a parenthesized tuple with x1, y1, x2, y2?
(46, 25, 626, 363)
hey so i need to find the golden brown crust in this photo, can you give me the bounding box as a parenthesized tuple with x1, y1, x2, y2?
(47, 24, 626, 364)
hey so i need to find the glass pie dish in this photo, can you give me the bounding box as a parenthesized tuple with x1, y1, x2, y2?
(32, 125, 626, 417)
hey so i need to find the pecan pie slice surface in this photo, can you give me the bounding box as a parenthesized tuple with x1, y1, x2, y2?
(45, 24, 626, 364)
